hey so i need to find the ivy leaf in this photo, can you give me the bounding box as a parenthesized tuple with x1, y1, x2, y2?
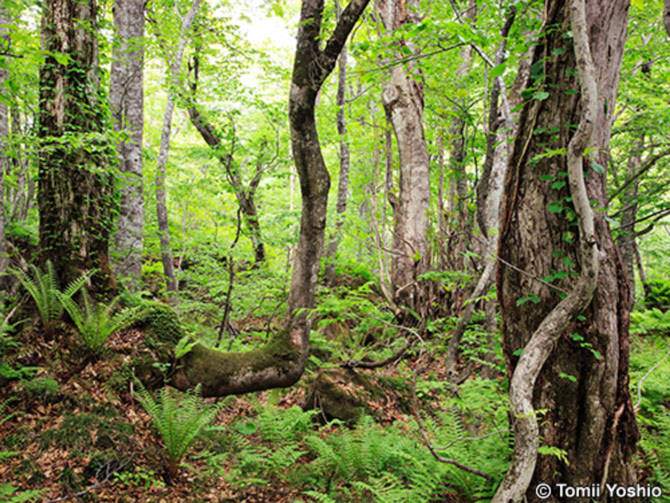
(547, 202, 564, 214)
(590, 161, 606, 174)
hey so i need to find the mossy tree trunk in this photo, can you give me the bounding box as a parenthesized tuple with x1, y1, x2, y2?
(38, 0, 115, 293)
(172, 0, 371, 397)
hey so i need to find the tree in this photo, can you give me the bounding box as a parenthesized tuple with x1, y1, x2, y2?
(110, 0, 145, 290)
(150, 0, 201, 293)
(38, 0, 115, 292)
(171, 0, 370, 396)
(376, 0, 430, 316)
(0, 8, 9, 290)
(493, 1, 638, 501)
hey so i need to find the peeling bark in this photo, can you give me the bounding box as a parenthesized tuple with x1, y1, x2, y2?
(110, 0, 145, 291)
(172, 0, 370, 397)
(494, 1, 638, 501)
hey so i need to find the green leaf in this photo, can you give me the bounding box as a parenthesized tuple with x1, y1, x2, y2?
(490, 62, 506, 78)
(533, 91, 550, 101)
(551, 181, 566, 190)
(590, 161, 606, 174)
(547, 202, 564, 214)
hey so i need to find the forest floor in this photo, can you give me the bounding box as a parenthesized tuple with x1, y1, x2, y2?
(0, 320, 464, 503)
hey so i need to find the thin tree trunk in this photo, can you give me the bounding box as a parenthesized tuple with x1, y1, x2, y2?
(444, 6, 517, 379)
(38, 0, 115, 293)
(110, 0, 145, 291)
(171, 0, 370, 397)
(324, 0, 351, 284)
(494, 1, 638, 500)
(617, 138, 642, 304)
(155, 0, 201, 293)
(376, 0, 430, 316)
(664, 0, 670, 37)
(0, 7, 8, 289)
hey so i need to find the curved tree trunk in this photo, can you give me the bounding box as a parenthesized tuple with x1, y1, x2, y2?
(171, 0, 370, 397)
(38, 0, 115, 293)
(493, 1, 638, 501)
(110, 0, 145, 291)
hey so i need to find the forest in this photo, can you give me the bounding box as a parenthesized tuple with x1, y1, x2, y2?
(0, 0, 669, 501)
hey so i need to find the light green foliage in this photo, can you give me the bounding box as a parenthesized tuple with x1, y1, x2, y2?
(134, 381, 219, 474)
(10, 261, 91, 334)
(629, 333, 670, 500)
(57, 291, 144, 354)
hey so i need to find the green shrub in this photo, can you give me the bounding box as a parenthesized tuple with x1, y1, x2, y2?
(57, 290, 144, 354)
(134, 382, 219, 478)
(643, 280, 670, 311)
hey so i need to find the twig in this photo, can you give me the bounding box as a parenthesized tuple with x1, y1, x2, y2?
(340, 339, 412, 369)
(217, 206, 242, 348)
(45, 458, 130, 503)
(634, 343, 670, 411)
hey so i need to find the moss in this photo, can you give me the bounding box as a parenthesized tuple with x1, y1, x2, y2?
(303, 368, 372, 425)
(133, 301, 184, 347)
(175, 330, 301, 395)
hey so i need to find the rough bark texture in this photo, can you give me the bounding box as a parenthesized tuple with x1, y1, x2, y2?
(38, 0, 115, 292)
(110, 0, 145, 290)
(323, 0, 350, 284)
(172, 0, 370, 397)
(664, 0, 670, 37)
(0, 8, 9, 289)
(376, 0, 430, 314)
(495, 1, 638, 501)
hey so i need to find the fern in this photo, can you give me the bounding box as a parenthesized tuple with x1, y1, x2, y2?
(10, 260, 90, 335)
(57, 291, 143, 354)
(134, 381, 219, 477)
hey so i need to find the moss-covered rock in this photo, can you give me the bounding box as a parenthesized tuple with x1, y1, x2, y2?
(133, 301, 185, 348)
(303, 368, 374, 425)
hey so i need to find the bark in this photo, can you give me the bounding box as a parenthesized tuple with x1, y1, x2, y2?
(323, 0, 351, 284)
(494, 1, 638, 501)
(9, 106, 28, 222)
(185, 55, 266, 267)
(664, 0, 670, 37)
(0, 8, 8, 289)
(155, 0, 201, 293)
(447, 0, 475, 274)
(38, 0, 115, 293)
(110, 0, 145, 291)
(376, 0, 430, 315)
(171, 0, 370, 397)
(617, 138, 642, 304)
(445, 6, 516, 379)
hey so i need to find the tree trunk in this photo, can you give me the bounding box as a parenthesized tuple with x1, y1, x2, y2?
(38, 0, 115, 293)
(445, 6, 517, 379)
(494, 1, 638, 501)
(0, 7, 8, 290)
(185, 93, 267, 267)
(323, 0, 351, 284)
(376, 0, 430, 315)
(664, 0, 670, 37)
(171, 0, 370, 397)
(110, 0, 145, 291)
(617, 138, 642, 304)
(155, 0, 201, 293)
